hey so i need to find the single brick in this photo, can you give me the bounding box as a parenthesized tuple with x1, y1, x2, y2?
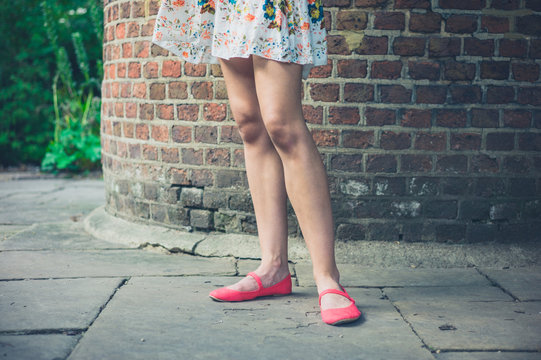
(429, 38, 461, 57)
(416, 86, 447, 104)
(327, 35, 350, 55)
(190, 209, 213, 229)
(410, 12, 441, 33)
(415, 132, 447, 151)
(337, 59, 367, 78)
(439, 0, 485, 10)
(365, 107, 396, 126)
(342, 130, 375, 149)
(492, 0, 520, 10)
(330, 154, 363, 172)
(516, 15, 541, 36)
(203, 103, 227, 122)
(481, 16, 509, 33)
(401, 155, 433, 172)
(184, 63, 207, 77)
(480, 61, 509, 80)
(408, 61, 440, 80)
(311, 129, 339, 147)
(303, 105, 324, 124)
(336, 224, 366, 242)
(371, 61, 402, 79)
(445, 15, 477, 33)
(518, 133, 541, 151)
(464, 38, 494, 57)
(503, 110, 532, 128)
(355, 36, 388, 55)
(328, 107, 361, 125)
(450, 86, 482, 104)
(502, 156, 531, 174)
(344, 83, 374, 102)
(172, 125, 191, 143)
(143, 62, 159, 78)
(436, 109, 467, 128)
(182, 148, 204, 165)
(181, 187, 203, 208)
(487, 86, 515, 104)
(157, 104, 174, 120)
(486, 132, 514, 151)
(471, 108, 499, 128)
(139, 103, 154, 120)
(393, 37, 426, 56)
(500, 39, 527, 58)
(436, 155, 468, 173)
(512, 63, 540, 82)
(471, 154, 499, 173)
(206, 148, 230, 167)
(518, 87, 541, 106)
(178, 104, 199, 121)
(194, 126, 218, 143)
(221, 125, 243, 144)
(366, 155, 397, 173)
(401, 109, 432, 128)
(191, 81, 213, 100)
(149, 83, 165, 100)
(425, 200, 458, 219)
(394, 0, 430, 8)
(443, 61, 476, 81)
(380, 131, 411, 150)
(374, 12, 405, 30)
(337, 10, 368, 30)
(169, 81, 188, 99)
(450, 133, 481, 151)
(161, 147, 179, 163)
(310, 83, 339, 102)
(162, 60, 181, 77)
(151, 125, 169, 142)
(379, 85, 412, 103)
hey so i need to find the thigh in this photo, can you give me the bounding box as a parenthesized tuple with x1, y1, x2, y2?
(218, 56, 261, 121)
(251, 56, 304, 124)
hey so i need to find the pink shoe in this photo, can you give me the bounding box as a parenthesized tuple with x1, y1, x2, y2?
(209, 272, 292, 302)
(319, 286, 361, 325)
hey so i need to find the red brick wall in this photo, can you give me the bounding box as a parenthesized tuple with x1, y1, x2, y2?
(101, 0, 541, 243)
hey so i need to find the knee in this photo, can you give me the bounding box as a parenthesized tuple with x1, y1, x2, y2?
(231, 109, 265, 144)
(263, 112, 302, 154)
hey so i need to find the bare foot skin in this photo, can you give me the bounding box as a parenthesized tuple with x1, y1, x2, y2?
(226, 264, 290, 292)
(317, 278, 355, 311)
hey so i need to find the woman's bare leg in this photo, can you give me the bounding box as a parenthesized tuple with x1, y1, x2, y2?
(218, 56, 290, 290)
(251, 56, 350, 310)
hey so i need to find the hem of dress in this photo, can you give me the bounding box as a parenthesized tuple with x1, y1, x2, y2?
(152, 39, 326, 79)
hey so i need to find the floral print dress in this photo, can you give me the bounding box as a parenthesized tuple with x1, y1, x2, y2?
(152, 0, 327, 78)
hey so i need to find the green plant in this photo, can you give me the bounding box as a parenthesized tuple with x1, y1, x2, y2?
(40, 0, 103, 173)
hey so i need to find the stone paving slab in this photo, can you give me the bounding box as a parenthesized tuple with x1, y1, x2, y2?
(0, 180, 104, 224)
(480, 268, 541, 301)
(0, 222, 130, 251)
(0, 250, 236, 279)
(384, 286, 541, 351)
(0, 334, 80, 360)
(0, 278, 123, 331)
(295, 263, 491, 288)
(69, 276, 434, 360)
(435, 351, 541, 360)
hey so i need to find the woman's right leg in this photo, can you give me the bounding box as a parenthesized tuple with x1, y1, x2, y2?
(218, 56, 290, 290)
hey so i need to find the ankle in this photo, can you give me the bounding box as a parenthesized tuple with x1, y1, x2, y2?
(313, 269, 341, 293)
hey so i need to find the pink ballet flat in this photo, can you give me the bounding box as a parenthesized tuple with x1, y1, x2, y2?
(209, 272, 292, 302)
(319, 286, 361, 325)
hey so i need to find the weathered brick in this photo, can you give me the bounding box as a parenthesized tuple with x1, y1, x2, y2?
(464, 38, 494, 57)
(500, 39, 527, 58)
(395, 0, 430, 8)
(184, 63, 207, 77)
(445, 15, 477, 33)
(327, 35, 350, 55)
(401, 109, 432, 128)
(416, 86, 447, 104)
(161, 147, 179, 163)
(151, 125, 168, 142)
(487, 86, 515, 104)
(425, 200, 458, 219)
(195, 126, 218, 144)
(380, 85, 412, 103)
(310, 83, 339, 102)
(415, 132, 446, 151)
(429, 38, 461, 57)
(139, 103, 154, 120)
(172, 125, 191, 143)
(436, 155, 468, 173)
(408, 61, 439, 80)
(471, 108, 499, 128)
(481, 16, 509, 33)
(486, 132, 514, 151)
(344, 84, 374, 102)
(337, 10, 368, 30)
(450, 86, 481, 104)
(149, 83, 165, 100)
(443, 61, 476, 81)
(401, 155, 433, 173)
(182, 148, 204, 165)
(342, 130, 375, 149)
(177, 104, 199, 121)
(393, 37, 426, 56)
(380, 131, 411, 150)
(410, 12, 441, 33)
(492, 0, 520, 10)
(354, 0, 387, 7)
(436, 109, 467, 128)
(471, 154, 499, 173)
(169, 82, 188, 99)
(450, 133, 481, 151)
(157, 104, 174, 120)
(480, 61, 509, 80)
(503, 156, 531, 174)
(203, 103, 227, 122)
(365, 107, 396, 126)
(518, 87, 541, 106)
(512, 63, 540, 82)
(371, 61, 402, 79)
(337, 59, 367, 78)
(336, 224, 366, 242)
(312, 129, 339, 147)
(366, 155, 397, 173)
(330, 154, 363, 172)
(192, 81, 213, 100)
(162, 60, 181, 77)
(459, 200, 489, 221)
(190, 209, 213, 229)
(328, 107, 361, 125)
(374, 12, 405, 30)
(518, 133, 541, 151)
(206, 148, 230, 167)
(503, 110, 532, 128)
(516, 15, 541, 36)
(303, 105, 324, 124)
(355, 36, 388, 55)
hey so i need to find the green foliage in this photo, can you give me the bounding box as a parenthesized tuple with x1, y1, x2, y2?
(0, 0, 103, 169)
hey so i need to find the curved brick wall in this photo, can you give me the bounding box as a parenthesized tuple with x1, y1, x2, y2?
(101, 0, 541, 243)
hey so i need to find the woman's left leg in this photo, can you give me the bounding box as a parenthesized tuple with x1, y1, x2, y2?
(251, 56, 352, 311)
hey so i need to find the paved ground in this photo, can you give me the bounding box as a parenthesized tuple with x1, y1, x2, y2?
(0, 175, 540, 359)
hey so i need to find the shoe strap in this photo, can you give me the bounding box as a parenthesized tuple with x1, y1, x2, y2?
(318, 286, 354, 306)
(246, 272, 263, 290)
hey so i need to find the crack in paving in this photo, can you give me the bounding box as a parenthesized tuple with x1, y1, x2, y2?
(380, 288, 437, 359)
(0, 328, 85, 336)
(475, 267, 521, 302)
(65, 277, 129, 360)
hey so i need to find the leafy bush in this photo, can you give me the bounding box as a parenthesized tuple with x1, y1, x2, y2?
(0, 0, 103, 170)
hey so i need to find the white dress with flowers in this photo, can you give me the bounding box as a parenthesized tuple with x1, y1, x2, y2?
(152, 0, 327, 78)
